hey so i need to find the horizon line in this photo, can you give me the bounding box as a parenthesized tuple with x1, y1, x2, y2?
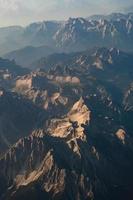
(0, 11, 132, 28)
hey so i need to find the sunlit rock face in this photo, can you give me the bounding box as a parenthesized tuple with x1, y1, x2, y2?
(115, 129, 126, 144)
(48, 98, 90, 140)
(14, 72, 81, 116)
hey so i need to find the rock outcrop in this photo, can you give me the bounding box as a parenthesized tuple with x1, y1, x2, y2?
(48, 97, 90, 140)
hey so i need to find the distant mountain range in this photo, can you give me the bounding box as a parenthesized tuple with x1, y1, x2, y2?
(87, 12, 133, 21)
(4, 45, 56, 68)
(1, 12, 133, 68)
(32, 47, 133, 72)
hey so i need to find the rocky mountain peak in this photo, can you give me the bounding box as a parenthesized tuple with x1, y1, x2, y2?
(68, 17, 87, 25)
(68, 97, 90, 126)
(115, 129, 126, 144)
(48, 98, 90, 141)
(92, 47, 122, 67)
(94, 47, 120, 57)
(0, 88, 5, 97)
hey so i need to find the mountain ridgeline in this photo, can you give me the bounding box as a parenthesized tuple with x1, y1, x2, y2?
(1, 12, 133, 68)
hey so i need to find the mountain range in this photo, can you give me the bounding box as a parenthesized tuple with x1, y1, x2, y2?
(0, 46, 133, 199)
(1, 12, 133, 68)
(0, 8, 133, 200)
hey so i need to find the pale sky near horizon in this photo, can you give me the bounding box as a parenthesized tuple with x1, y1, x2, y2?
(0, 0, 132, 27)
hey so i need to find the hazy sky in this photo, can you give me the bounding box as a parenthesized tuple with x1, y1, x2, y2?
(0, 0, 132, 27)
